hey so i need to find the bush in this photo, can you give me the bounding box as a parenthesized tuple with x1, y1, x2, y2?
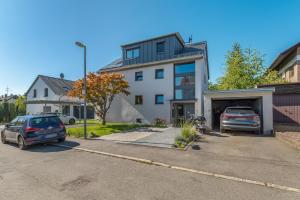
(174, 136, 187, 148)
(181, 122, 197, 141)
(152, 118, 167, 128)
(174, 122, 197, 148)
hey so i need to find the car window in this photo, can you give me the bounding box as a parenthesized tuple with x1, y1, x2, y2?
(29, 116, 62, 128)
(10, 117, 19, 125)
(15, 117, 26, 126)
(226, 108, 255, 114)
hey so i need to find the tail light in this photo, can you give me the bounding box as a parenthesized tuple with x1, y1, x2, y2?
(222, 114, 230, 120)
(59, 123, 66, 130)
(25, 127, 40, 133)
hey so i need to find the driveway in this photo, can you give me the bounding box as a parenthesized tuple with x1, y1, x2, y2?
(98, 127, 181, 148)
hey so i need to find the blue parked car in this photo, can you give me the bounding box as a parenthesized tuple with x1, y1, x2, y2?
(1, 115, 66, 150)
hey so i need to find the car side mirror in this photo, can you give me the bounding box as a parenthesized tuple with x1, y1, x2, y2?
(5, 123, 10, 128)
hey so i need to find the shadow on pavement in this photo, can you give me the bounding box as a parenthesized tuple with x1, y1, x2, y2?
(25, 140, 80, 153)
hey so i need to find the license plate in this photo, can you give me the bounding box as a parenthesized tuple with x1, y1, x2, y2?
(45, 133, 57, 139)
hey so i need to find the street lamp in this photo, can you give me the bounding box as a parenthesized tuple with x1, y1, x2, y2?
(75, 41, 87, 139)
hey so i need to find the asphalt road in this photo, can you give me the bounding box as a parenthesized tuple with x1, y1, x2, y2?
(0, 141, 299, 200)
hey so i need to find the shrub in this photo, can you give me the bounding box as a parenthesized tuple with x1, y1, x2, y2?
(174, 122, 197, 148)
(174, 136, 187, 148)
(152, 118, 167, 128)
(181, 122, 197, 141)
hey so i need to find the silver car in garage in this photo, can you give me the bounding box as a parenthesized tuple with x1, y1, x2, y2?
(220, 106, 261, 134)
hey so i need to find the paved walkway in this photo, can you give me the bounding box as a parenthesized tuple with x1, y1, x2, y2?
(97, 127, 180, 148)
(132, 127, 181, 148)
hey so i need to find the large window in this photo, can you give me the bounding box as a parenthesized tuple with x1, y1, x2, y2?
(126, 48, 140, 59)
(135, 95, 143, 105)
(155, 94, 164, 104)
(135, 71, 143, 81)
(156, 41, 165, 53)
(155, 69, 164, 79)
(174, 62, 195, 100)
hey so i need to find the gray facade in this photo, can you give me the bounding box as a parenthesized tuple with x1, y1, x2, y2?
(122, 34, 184, 66)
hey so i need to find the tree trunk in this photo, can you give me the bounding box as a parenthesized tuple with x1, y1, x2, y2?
(102, 112, 106, 125)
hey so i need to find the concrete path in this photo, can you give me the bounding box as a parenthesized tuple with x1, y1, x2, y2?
(97, 127, 180, 148)
(132, 127, 181, 148)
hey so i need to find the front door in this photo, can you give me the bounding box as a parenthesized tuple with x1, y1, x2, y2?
(172, 103, 195, 126)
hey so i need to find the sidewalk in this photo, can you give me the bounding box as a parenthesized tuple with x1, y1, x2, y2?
(61, 135, 300, 189)
(276, 131, 300, 150)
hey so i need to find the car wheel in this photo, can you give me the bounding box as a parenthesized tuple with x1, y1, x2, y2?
(18, 136, 27, 150)
(69, 118, 75, 125)
(58, 137, 65, 143)
(1, 132, 7, 144)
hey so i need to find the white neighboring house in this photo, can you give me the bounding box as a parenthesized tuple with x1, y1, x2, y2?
(25, 75, 94, 119)
(99, 32, 209, 125)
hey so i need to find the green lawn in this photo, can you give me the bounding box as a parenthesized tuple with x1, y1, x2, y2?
(67, 122, 147, 138)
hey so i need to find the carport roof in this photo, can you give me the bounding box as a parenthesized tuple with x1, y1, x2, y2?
(204, 88, 274, 97)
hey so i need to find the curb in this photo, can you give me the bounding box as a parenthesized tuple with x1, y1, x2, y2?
(52, 143, 300, 194)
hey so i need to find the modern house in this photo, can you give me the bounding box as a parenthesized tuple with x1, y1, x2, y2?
(269, 42, 300, 82)
(25, 75, 94, 118)
(99, 32, 209, 125)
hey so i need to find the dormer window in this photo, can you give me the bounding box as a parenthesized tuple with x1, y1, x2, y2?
(156, 41, 165, 53)
(44, 88, 48, 97)
(33, 89, 37, 98)
(126, 48, 140, 59)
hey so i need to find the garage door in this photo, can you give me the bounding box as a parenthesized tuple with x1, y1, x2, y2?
(273, 94, 300, 124)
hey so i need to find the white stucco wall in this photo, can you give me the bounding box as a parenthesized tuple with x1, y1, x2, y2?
(27, 78, 59, 101)
(204, 89, 274, 135)
(106, 57, 207, 124)
(106, 63, 174, 124)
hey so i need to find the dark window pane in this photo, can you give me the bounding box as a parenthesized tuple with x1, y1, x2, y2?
(135, 71, 143, 81)
(29, 116, 61, 128)
(44, 88, 48, 97)
(155, 95, 164, 104)
(156, 42, 165, 53)
(155, 69, 164, 79)
(33, 89, 37, 98)
(135, 96, 143, 105)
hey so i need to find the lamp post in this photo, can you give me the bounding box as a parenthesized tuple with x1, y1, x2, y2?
(75, 41, 87, 139)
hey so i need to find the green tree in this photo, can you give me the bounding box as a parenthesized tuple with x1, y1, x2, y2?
(215, 43, 284, 90)
(15, 95, 26, 115)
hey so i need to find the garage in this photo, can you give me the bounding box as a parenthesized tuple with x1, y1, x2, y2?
(258, 83, 300, 125)
(204, 88, 274, 135)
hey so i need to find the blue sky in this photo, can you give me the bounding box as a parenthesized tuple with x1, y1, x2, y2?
(0, 0, 299, 95)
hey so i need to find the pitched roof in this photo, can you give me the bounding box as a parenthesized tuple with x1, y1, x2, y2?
(25, 75, 74, 96)
(269, 42, 300, 70)
(100, 41, 207, 71)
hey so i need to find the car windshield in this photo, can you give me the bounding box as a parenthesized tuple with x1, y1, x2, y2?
(226, 108, 255, 115)
(29, 116, 62, 128)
